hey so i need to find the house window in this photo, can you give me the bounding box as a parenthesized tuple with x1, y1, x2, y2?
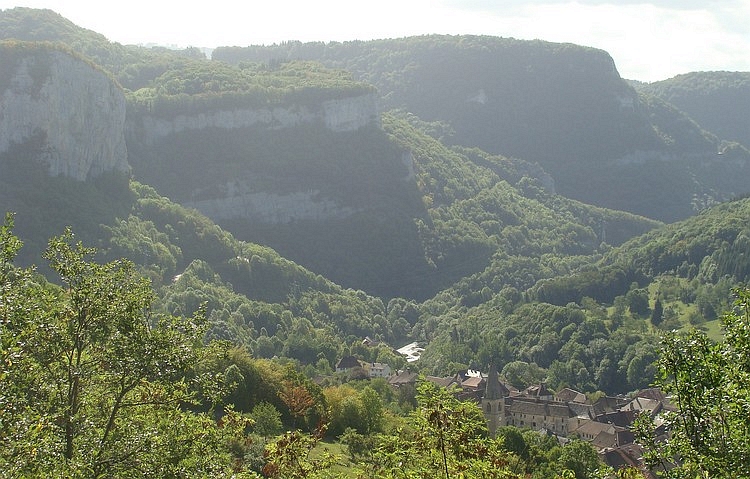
(486, 403, 492, 413)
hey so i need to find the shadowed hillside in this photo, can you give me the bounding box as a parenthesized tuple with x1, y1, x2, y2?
(215, 37, 750, 222)
(636, 71, 750, 149)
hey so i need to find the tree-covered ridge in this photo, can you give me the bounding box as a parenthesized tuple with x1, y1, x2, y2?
(213, 35, 638, 164)
(213, 34, 649, 164)
(0, 6, 373, 117)
(0, 7, 200, 86)
(382, 112, 660, 290)
(407, 198, 750, 395)
(213, 35, 750, 222)
(535, 196, 750, 307)
(0, 7, 114, 55)
(636, 71, 750, 150)
(127, 60, 375, 118)
(213, 34, 621, 94)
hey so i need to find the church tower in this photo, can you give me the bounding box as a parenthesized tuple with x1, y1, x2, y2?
(482, 364, 506, 437)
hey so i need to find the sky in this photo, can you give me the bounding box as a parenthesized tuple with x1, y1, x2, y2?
(1, 0, 749, 82)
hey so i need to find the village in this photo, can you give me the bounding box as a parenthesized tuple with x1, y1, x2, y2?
(334, 340, 672, 477)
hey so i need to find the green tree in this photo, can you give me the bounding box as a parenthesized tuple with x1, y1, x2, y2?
(0, 220, 251, 477)
(626, 287, 650, 317)
(638, 287, 750, 478)
(650, 297, 664, 327)
(250, 401, 283, 437)
(340, 427, 377, 462)
(368, 380, 521, 478)
(502, 360, 547, 390)
(625, 348, 658, 390)
(553, 439, 602, 479)
(262, 424, 335, 479)
(358, 386, 385, 435)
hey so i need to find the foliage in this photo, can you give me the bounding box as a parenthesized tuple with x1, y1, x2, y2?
(249, 402, 283, 437)
(127, 59, 374, 118)
(416, 297, 662, 394)
(0, 7, 129, 75)
(637, 71, 750, 149)
(324, 385, 386, 438)
(637, 287, 750, 478)
(262, 424, 337, 479)
(0, 219, 253, 477)
(213, 35, 750, 222)
(358, 380, 518, 478)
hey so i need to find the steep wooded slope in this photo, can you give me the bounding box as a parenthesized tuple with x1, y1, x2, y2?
(636, 71, 750, 150)
(214, 37, 750, 222)
(4, 9, 750, 396)
(412, 197, 750, 393)
(0, 14, 661, 300)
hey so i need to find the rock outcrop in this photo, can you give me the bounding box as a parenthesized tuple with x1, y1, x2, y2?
(126, 91, 380, 224)
(128, 92, 378, 145)
(184, 186, 359, 224)
(0, 44, 128, 180)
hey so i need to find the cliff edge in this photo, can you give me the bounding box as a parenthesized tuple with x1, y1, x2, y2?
(0, 42, 128, 180)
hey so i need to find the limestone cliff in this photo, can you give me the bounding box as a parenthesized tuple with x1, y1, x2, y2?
(127, 92, 378, 145)
(126, 91, 380, 225)
(0, 44, 128, 180)
(184, 185, 360, 224)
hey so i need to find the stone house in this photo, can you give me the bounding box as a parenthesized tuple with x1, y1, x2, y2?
(506, 398, 575, 435)
(367, 362, 391, 378)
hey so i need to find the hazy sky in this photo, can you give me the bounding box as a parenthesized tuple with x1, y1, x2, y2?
(1, 0, 749, 82)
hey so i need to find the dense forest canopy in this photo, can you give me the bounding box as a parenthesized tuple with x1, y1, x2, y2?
(636, 71, 750, 149)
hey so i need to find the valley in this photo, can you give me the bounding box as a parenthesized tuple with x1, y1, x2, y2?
(1, 7, 749, 478)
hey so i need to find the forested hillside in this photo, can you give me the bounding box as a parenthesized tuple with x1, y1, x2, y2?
(126, 98, 660, 299)
(414, 196, 750, 393)
(3, 7, 750, 477)
(215, 37, 750, 222)
(636, 71, 750, 150)
(1, 5, 746, 382)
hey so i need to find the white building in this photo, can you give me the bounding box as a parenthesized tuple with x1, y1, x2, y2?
(368, 362, 392, 378)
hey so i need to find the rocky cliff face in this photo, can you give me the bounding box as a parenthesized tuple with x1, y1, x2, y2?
(184, 185, 360, 224)
(0, 46, 128, 180)
(126, 91, 380, 225)
(128, 92, 378, 145)
(181, 151, 414, 225)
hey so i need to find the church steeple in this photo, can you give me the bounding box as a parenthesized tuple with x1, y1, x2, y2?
(482, 364, 507, 436)
(485, 363, 503, 400)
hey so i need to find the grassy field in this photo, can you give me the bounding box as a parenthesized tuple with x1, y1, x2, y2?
(308, 440, 360, 478)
